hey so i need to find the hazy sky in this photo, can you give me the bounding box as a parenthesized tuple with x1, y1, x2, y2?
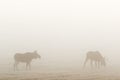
(0, 0, 120, 66)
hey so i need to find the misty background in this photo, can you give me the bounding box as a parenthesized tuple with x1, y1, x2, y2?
(0, 0, 120, 72)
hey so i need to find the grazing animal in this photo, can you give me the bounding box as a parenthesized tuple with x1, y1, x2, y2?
(14, 50, 41, 71)
(83, 51, 106, 68)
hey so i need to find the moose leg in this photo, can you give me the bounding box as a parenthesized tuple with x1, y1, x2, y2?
(26, 62, 31, 70)
(26, 63, 29, 70)
(95, 61, 98, 68)
(83, 58, 88, 68)
(98, 61, 100, 69)
(28, 63, 31, 70)
(14, 62, 16, 71)
(90, 60, 93, 68)
(14, 61, 19, 71)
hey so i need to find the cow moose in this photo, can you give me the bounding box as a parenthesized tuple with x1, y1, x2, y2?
(14, 50, 41, 71)
(83, 51, 106, 68)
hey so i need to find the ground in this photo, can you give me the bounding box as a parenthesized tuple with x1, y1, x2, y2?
(0, 68, 120, 80)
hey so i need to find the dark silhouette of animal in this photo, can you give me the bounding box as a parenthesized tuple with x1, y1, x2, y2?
(83, 51, 106, 68)
(14, 50, 41, 71)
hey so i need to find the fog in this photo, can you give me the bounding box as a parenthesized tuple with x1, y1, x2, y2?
(0, 0, 120, 73)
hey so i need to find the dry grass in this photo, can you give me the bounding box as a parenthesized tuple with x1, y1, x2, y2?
(0, 68, 120, 80)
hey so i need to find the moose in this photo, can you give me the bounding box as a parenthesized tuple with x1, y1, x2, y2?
(14, 50, 41, 71)
(83, 51, 106, 68)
